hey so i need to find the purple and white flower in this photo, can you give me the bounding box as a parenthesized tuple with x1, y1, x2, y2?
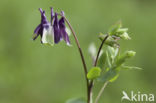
(33, 8, 70, 45)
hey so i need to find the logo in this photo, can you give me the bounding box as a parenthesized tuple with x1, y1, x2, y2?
(121, 91, 154, 102)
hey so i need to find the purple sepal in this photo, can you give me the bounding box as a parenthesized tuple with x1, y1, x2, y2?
(59, 17, 70, 45)
(33, 8, 49, 40)
(33, 24, 42, 40)
(53, 13, 61, 43)
(39, 8, 48, 25)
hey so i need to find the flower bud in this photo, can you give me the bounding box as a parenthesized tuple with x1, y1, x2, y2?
(117, 28, 128, 34)
(99, 33, 118, 47)
(119, 32, 131, 40)
(126, 51, 136, 58)
(116, 50, 136, 67)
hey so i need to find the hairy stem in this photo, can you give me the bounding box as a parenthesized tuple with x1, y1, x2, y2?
(95, 81, 109, 103)
(89, 34, 109, 102)
(60, 14, 90, 103)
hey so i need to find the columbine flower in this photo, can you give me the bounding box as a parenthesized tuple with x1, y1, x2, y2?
(59, 11, 70, 45)
(33, 8, 70, 46)
(33, 8, 54, 45)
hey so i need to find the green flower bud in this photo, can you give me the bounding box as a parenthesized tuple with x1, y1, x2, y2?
(119, 32, 131, 40)
(99, 33, 118, 47)
(117, 28, 128, 34)
(108, 21, 122, 35)
(108, 21, 131, 40)
(126, 51, 136, 58)
(116, 50, 136, 67)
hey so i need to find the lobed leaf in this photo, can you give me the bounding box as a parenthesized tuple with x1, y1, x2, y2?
(98, 68, 120, 83)
(107, 46, 119, 64)
(108, 21, 122, 35)
(87, 67, 101, 80)
(97, 52, 107, 69)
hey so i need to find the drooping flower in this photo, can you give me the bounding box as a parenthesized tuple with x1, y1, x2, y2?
(59, 11, 70, 45)
(33, 7, 70, 46)
(33, 8, 54, 45)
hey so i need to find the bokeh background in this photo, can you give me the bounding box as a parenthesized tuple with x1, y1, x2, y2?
(0, 0, 156, 103)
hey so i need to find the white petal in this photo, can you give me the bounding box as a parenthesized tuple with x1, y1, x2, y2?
(41, 24, 54, 46)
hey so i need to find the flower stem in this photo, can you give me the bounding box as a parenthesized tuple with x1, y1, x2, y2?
(94, 34, 109, 66)
(59, 14, 90, 103)
(89, 34, 109, 103)
(94, 81, 109, 103)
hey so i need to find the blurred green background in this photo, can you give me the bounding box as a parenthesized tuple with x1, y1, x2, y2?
(0, 0, 156, 103)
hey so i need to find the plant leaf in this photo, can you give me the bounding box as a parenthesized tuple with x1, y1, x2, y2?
(116, 50, 136, 67)
(97, 52, 107, 69)
(98, 68, 120, 83)
(106, 51, 112, 68)
(117, 28, 128, 34)
(107, 46, 119, 64)
(108, 21, 122, 35)
(87, 67, 101, 80)
(109, 73, 119, 82)
(121, 65, 142, 70)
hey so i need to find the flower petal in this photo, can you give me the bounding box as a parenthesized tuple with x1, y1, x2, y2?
(33, 24, 43, 40)
(39, 8, 48, 25)
(59, 17, 70, 45)
(53, 13, 61, 43)
(41, 23, 54, 45)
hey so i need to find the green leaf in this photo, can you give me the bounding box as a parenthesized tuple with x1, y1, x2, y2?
(108, 21, 122, 35)
(121, 65, 142, 70)
(117, 28, 128, 33)
(97, 52, 107, 69)
(87, 67, 101, 80)
(66, 98, 86, 103)
(109, 73, 119, 82)
(106, 51, 112, 68)
(116, 50, 136, 67)
(98, 68, 120, 83)
(107, 46, 119, 64)
(107, 21, 131, 40)
(97, 46, 119, 70)
(104, 46, 119, 68)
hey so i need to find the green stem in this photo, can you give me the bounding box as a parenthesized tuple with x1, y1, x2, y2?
(94, 81, 109, 103)
(59, 14, 90, 103)
(94, 34, 109, 66)
(89, 35, 109, 103)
